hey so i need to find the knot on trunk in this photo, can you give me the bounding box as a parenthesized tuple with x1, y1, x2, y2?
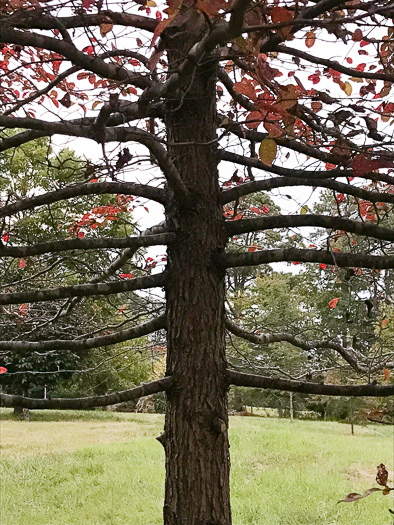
(212, 417, 226, 434)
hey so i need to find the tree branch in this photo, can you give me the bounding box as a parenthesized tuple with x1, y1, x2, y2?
(9, 10, 158, 33)
(226, 215, 394, 243)
(220, 120, 341, 164)
(0, 272, 166, 305)
(0, 101, 164, 151)
(0, 232, 174, 258)
(277, 44, 394, 82)
(0, 181, 166, 218)
(221, 172, 394, 205)
(0, 25, 150, 89)
(0, 376, 173, 409)
(0, 314, 166, 352)
(53, 222, 168, 319)
(225, 318, 365, 373)
(228, 370, 394, 397)
(224, 248, 394, 269)
(218, 149, 394, 184)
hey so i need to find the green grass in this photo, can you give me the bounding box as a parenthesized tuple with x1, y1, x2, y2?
(0, 410, 393, 524)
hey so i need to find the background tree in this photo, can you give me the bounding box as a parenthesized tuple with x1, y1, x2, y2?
(1, 1, 394, 523)
(0, 133, 159, 400)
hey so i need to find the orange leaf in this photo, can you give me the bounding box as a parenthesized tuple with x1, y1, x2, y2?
(384, 368, 390, 381)
(305, 31, 316, 48)
(329, 297, 339, 309)
(100, 22, 113, 37)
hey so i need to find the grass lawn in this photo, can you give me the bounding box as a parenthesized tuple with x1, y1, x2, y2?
(0, 410, 393, 524)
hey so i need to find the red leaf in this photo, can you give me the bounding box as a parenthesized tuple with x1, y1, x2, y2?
(19, 304, 27, 316)
(78, 232, 85, 239)
(262, 205, 269, 214)
(329, 297, 339, 309)
(0, 366, 7, 374)
(320, 263, 327, 270)
(308, 72, 321, 85)
(2, 233, 9, 243)
(336, 193, 344, 203)
(18, 258, 26, 269)
(83, 45, 94, 55)
(271, 6, 294, 24)
(82, 0, 95, 9)
(292, 261, 299, 265)
(233, 77, 256, 101)
(250, 206, 261, 215)
(352, 154, 394, 177)
(264, 122, 283, 138)
(352, 29, 363, 42)
(245, 111, 263, 129)
(77, 72, 89, 80)
(120, 273, 133, 279)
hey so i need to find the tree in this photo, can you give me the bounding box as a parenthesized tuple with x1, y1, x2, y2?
(1, 1, 394, 522)
(0, 133, 155, 400)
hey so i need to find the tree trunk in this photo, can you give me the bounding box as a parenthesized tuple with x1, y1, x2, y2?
(162, 11, 231, 525)
(13, 406, 30, 420)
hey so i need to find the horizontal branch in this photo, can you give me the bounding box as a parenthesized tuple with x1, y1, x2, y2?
(225, 318, 364, 372)
(0, 272, 166, 305)
(278, 44, 394, 82)
(0, 25, 149, 89)
(228, 370, 394, 397)
(10, 10, 158, 33)
(50, 222, 168, 319)
(88, 222, 167, 283)
(0, 99, 164, 150)
(0, 314, 166, 352)
(221, 120, 340, 164)
(0, 181, 165, 218)
(0, 232, 174, 258)
(0, 130, 50, 150)
(226, 215, 394, 243)
(219, 149, 394, 186)
(224, 248, 394, 269)
(221, 172, 394, 205)
(0, 376, 173, 410)
(218, 150, 351, 181)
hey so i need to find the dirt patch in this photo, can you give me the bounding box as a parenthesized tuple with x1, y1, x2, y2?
(345, 465, 384, 483)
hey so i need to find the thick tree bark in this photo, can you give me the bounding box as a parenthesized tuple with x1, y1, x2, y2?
(163, 12, 231, 525)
